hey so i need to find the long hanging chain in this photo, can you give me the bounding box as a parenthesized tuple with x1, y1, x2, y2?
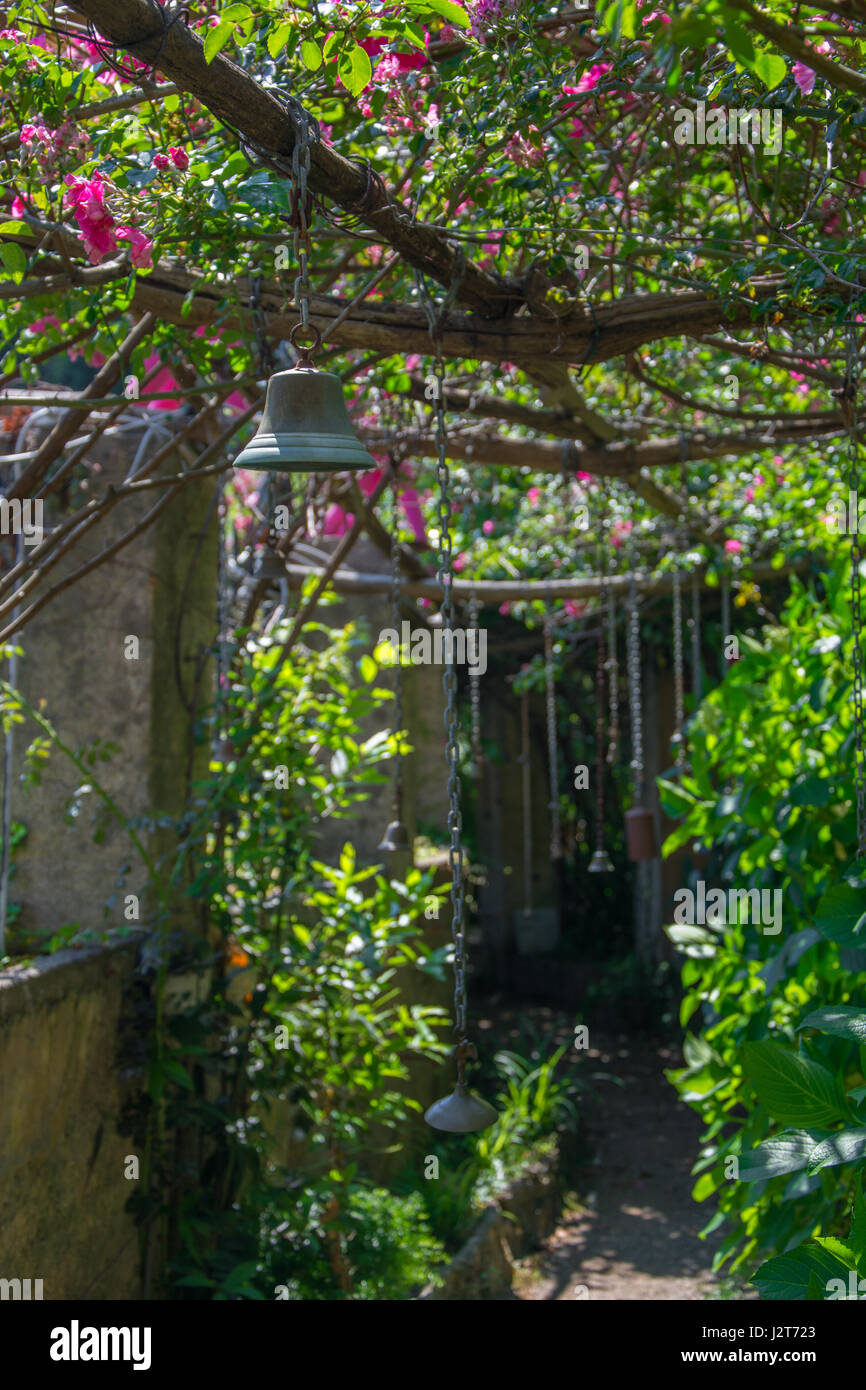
(430, 344, 469, 1053)
(671, 566, 685, 771)
(626, 533, 645, 805)
(594, 505, 609, 853)
(543, 598, 562, 860)
(845, 318, 866, 857)
(287, 97, 321, 361)
(721, 567, 732, 673)
(468, 593, 483, 774)
(606, 587, 619, 766)
(389, 467, 404, 819)
(521, 686, 533, 912)
(690, 572, 703, 704)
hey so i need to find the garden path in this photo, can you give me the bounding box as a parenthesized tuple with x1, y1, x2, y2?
(492, 1023, 755, 1302)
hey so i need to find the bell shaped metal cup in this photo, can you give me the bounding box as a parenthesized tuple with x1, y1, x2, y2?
(233, 363, 376, 474)
(425, 1082, 498, 1134)
(377, 819, 411, 854)
(587, 847, 614, 873)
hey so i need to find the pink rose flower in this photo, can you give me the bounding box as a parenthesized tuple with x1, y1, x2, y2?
(117, 225, 154, 270)
(168, 146, 189, 171)
(482, 519, 494, 535)
(725, 539, 743, 554)
(153, 153, 170, 170)
(793, 61, 816, 95)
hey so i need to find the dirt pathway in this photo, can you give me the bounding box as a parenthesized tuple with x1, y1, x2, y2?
(514, 1032, 753, 1302)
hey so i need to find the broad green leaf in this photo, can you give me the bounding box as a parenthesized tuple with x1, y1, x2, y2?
(800, 1006, 866, 1045)
(337, 43, 373, 96)
(751, 1246, 848, 1300)
(754, 52, 787, 91)
(0, 241, 27, 284)
(268, 21, 293, 58)
(807, 1129, 866, 1174)
(813, 881, 866, 948)
(743, 1040, 847, 1128)
(301, 38, 322, 71)
(410, 0, 470, 29)
(738, 1131, 821, 1182)
(0, 221, 29, 235)
(221, 2, 252, 19)
(358, 654, 377, 684)
(204, 19, 234, 64)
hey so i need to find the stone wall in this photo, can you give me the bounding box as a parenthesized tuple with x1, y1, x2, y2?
(0, 935, 146, 1300)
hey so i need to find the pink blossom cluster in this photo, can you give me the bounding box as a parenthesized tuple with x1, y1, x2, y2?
(63, 170, 153, 269)
(504, 127, 544, 168)
(468, 0, 517, 42)
(153, 146, 190, 172)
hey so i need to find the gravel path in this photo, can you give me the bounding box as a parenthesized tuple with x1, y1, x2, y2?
(513, 1033, 754, 1302)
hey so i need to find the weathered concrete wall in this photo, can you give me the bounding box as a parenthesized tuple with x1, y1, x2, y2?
(0, 935, 146, 1299)
(4, 414, 218, 948)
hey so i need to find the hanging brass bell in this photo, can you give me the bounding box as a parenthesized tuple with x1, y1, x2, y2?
(588, 848, 614, 873)
(424, 1083, 498, 1133)
(625, 806, 658, 861)
(377, 819, 411, 854)
(234, 346, 376, 474)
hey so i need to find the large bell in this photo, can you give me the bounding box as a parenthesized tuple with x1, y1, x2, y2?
(377, 819, 411, 854)
(588, 848, 614, 873)
(233, 363, 377, 473)
(625, 806, 658, 861)
(425, 1083, 498, 1133)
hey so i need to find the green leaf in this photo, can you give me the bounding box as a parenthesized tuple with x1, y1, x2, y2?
(813, 881, 866, 948)
(754, 52, 787, 91)
(0, 241, 27, 284)
(0, 221, 30, 236)
(204, 19, 233, 64)
(301, 38, 322, 71)
(411, 0, 470, 28)
(751, 1246, 849, 1300)
(268, 21, 293, 58)
(657, 777, 699, 816)
(337, 43, 373, 97)
(220, 2, 252, 19)
(162, 1058, 194, 1090)
(743, 1040, 848, 1128)
(738, 1130, 821, 1182)
(800, 1006, 866, 1045)
(807, 1129, 866, 1174)
(359, 654, 377, 684)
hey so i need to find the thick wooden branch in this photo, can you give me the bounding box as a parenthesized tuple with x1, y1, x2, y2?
(274, 558, 804, 604)
(129, 263, 766, 369)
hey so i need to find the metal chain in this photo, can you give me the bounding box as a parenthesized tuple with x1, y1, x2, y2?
(468, 594, 483, 773)
(288, 95, 317, 332)
(606, 587, 619, 765)
(594, 508, 609, 852)
(543, 601, 562, 860)
(690, 572, 703, 704)
(430, 344, 468, 1044)
(521, 687, 533, 913)
(671, 567, 685, 770)
(845, 318, 866, 857)
(721, 567, 732, 672)
(389, 470, 404, 815)
(627, 569, 644, 804)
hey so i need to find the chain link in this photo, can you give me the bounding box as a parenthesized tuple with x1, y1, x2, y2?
(288, 95, 317, 331)
(671, 567, 685, 770)
(627, 570, 644, 803)
(690, 571, 703, 705)
(845, 319, 866, 857)
(543, 602, 562, 860)
(606, 588, 619, 765)
(389, 471, 404, 814)
(468, 594, 483, 773)
(429, 345, 468, 1041)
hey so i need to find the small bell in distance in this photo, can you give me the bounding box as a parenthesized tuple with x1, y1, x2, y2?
(377, 819, 411, 854)
(234, 324, 376, 474)
(425, 1083, 498, 1134)
(588, 848, 614, 873)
